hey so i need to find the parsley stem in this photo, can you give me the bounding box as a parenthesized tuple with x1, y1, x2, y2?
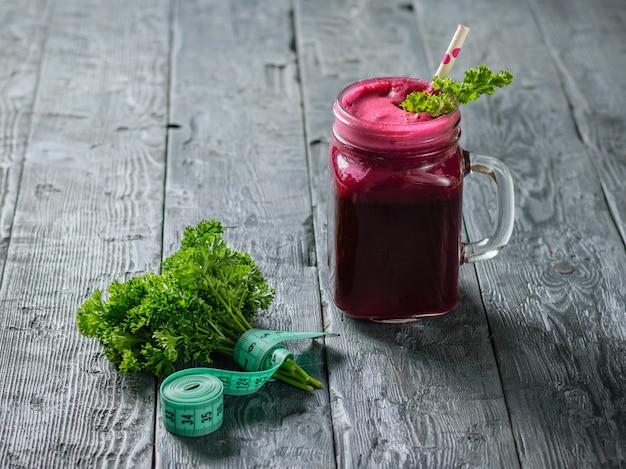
(272, 371, 314, 392)
(284, 358, 323, 389)
(205, 285, 251, 334)
(306, 375, 323, 389)
(215, 344, 235, 355)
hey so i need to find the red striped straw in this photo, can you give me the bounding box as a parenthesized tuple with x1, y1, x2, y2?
(435, 24, 470, 78)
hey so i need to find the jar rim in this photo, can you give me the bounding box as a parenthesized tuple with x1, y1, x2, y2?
(334, 76, 460, 134)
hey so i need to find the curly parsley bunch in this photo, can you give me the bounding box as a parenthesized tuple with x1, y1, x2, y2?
(77, 219, 321, 391)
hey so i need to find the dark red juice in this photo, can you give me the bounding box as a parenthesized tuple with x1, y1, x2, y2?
(333, 191, 462, 319)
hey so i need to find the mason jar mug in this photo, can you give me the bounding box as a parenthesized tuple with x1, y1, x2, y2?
(328, 77, 515, 322)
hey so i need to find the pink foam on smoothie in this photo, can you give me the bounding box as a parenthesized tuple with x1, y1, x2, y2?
(333, 77, 460, 153)
(341, 79, 434, 125)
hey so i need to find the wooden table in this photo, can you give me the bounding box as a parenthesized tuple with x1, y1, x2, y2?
(1, 0, 625, 467)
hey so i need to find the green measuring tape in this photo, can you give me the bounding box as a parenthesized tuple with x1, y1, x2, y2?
(160, 328, 335, 437)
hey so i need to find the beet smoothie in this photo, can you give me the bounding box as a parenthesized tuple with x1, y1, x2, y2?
(329, 77, 466, 321)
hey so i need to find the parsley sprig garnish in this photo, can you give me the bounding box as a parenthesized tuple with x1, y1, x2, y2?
(400, 65, 514, 117)
(77, 219, 322, 391)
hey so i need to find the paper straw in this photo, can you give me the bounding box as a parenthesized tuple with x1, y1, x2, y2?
(435, 24, 470, 78)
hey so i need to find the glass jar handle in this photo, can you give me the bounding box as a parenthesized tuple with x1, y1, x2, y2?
(462, 152, 515, 263)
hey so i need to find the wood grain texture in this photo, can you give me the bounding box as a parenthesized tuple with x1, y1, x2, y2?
(0, 0, 51, 286)
(0, 0, 170, 466)
(294, 0, 519, 467)
(527, 0, 626, 247)
(414, 0, 626, 466)
(157, 0, 333, 466)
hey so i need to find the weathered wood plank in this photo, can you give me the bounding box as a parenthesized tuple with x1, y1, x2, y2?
(527, 0, 626, 246)
(0, 0, 50, 285)
(157, 0, 333, 466)
(295, 0, 519, 467)
(0, 0, 170, 466)
(414, 0, 626, 466)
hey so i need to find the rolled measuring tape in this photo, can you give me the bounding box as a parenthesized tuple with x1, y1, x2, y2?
(160, 328, 336, 437)
(160, 369, 224, 437)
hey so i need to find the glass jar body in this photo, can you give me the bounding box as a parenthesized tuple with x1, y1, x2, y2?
(328, 77, 467, 321)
